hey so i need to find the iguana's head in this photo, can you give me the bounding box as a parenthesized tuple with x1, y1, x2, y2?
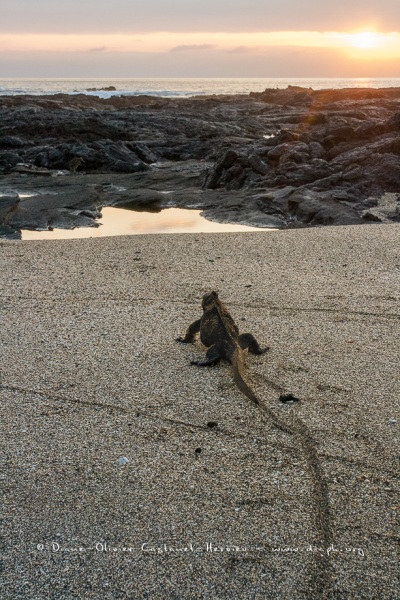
(202, 291, 219, 311)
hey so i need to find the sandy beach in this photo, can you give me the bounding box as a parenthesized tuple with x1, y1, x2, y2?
(1, 224, 399, 599)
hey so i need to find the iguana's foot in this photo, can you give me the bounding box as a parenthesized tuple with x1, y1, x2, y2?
(259, 346, 270, 354)
(190, 358, 219, 367)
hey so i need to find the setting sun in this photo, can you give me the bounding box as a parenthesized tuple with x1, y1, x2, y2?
(349, 31, 381, 49)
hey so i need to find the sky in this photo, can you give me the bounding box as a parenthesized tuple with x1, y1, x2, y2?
(1, 0, 400, 78)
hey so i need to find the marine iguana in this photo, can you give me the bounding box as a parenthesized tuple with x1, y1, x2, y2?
(176, 291, 292, 434)
(176, 291, 267, 404)
(176, 291, 333, 594)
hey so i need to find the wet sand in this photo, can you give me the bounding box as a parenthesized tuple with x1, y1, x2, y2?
(1, 224, 399, 599)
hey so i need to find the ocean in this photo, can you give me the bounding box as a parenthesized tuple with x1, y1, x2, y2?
(1, 77, 400, 98)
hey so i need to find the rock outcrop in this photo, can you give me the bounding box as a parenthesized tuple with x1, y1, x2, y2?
(1, 87, 400, 237)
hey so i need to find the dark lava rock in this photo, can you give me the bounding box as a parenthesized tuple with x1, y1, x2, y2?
(86, 86, 116, 92)
(0, 194, 20, 220)
(0, 224, 21, 239)
(0, 151, 22, 172)
(1, 86, 400, 237)
(0, 136, 27, 149)
(362, 211, 382, 222)
(279, 393, 300, 403)
(21, 140, 150, 173)
(257, 187, 364, 227)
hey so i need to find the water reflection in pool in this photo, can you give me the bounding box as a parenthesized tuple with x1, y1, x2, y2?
(21, 207, 275, 240)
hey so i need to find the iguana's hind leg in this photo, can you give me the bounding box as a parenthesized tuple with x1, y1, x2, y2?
(191, 345, 221, 366)
(238, 333, 269, 355)
(176, 319, 201, 343)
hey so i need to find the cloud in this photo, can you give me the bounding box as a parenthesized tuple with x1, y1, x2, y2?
(3, 31, 400, 59)
(170, 44, 216, 52)
(3, 45, 400, 79)
(88, 46, 108, 52)
(1, 0, 399, 34)
(228, 46, 260, 54)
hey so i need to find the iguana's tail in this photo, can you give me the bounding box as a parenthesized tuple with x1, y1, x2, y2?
(231, 350, 293, 436)
(232, 355, 331, 595)
(231, 351, 260, 405)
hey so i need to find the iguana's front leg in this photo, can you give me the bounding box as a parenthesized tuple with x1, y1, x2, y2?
(191, 345, 221, 366)
(176, 319, 201, 343)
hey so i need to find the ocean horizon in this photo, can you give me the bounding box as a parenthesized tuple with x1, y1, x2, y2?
(1, 77, 400, 98)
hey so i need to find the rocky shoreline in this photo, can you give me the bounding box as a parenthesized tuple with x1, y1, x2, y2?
(1, 86, 400, 238)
